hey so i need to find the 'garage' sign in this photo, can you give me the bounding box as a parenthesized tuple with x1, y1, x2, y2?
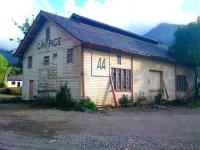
(37, 37, 61, 50)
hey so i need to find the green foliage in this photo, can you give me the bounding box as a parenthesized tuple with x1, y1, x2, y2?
(185, 99, 200, 108)
(0, 82, 8, 88)
(77, 97, 97, 111)
(137, 91, 147, 102)
(119, 94, 132, 108)
(31, 97, 56, 108)
(154, 88, 164, 104)
(56, 83, 76, 109)
(0, 54, 9, 82)
(10, 16, 34, 43)
(170, 17, 200, 66)
(0, 97, 22, 104)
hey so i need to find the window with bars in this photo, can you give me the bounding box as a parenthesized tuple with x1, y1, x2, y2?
(111, 68, 131, 91)
(28, 56, 32, 68)
(67, 48, 74, 63)
(176, 75, 186, 92)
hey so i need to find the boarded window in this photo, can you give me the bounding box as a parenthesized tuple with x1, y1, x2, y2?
(46, 27, 50, 41)
(149, 70, 161, 91)
(112, 68, 131, 91)
(67, 48, 74, 63)
(176, 75, 186, 92)
(43, 56, 49, 66)
(117, 53, 121, 65)
(28, 56, 32, 68)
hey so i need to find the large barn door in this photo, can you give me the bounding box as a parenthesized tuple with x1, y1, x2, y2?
(149, 70, 161, 91)
(29, 80, 34, 100)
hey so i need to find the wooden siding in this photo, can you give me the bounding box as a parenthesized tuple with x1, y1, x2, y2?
(22, 21, 82, 100)
(83, 48, 195, 105)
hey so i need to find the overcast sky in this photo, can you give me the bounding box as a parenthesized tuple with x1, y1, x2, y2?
(0, 0, 200, 50)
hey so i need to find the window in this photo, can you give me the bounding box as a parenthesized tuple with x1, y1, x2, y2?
(111, 68, 131, 91)
(176, 75, 186, 92)
(43, 56, 49, 66)
(46, 27, 50, 41)
(53, 53, 57, 58)
(11, 81, 15, 85)
(67, 48, 73, 63)
(28, 56, 32, 68)
(17, 82, 20, 87)
(117, 53, 121, 65)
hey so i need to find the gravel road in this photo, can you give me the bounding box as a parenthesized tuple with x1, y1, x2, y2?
(0, 104, 200, 150)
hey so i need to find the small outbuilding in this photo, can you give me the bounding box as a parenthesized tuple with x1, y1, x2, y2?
(15, 10, 195, 105)
(6, 74, 23, 88)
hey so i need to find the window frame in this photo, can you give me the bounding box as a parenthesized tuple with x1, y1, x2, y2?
(117, 53, 121, 65)
(176, 75, 186, 92)
(11, 81, 15, 85)
(27, 56, 32, 68)
(67, 48, 74, 63)
(46, 27, 50, 41)
(111, 67, 131, 91)
(43, 56, 50, 66)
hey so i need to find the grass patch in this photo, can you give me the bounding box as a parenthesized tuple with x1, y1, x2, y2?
(185, 100, 200, 108)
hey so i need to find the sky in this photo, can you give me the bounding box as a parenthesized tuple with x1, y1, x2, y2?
(0, 0, 200, 50)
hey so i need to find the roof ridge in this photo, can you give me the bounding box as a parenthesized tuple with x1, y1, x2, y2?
(70, 13, 160, 45)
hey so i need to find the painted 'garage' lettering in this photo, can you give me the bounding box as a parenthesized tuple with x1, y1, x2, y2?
(37, 37, 61, 50)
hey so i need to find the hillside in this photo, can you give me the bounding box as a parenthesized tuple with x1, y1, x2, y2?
(0, 49, 18, 65)
(144, 23, 184, 46)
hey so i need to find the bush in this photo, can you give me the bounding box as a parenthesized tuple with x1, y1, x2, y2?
(31, 97, 56, 108)
(0, 97, 22, 104)
(56, 83, 76, 109)
(154, 88, 164, 105)
(2, 82, 8, 88)
(0, 88, 9, 94)
(136, 91, 147, 107)
(185, 99, 200, 108)
(77, 97, 97, 111)
(137, 91, 146, 102)
(119, 94, 132, 108)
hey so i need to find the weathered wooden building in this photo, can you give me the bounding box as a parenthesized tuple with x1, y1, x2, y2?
(15, 11, 195, 106)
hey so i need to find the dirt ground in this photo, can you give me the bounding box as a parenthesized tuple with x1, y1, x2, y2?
(0, 104, 200, 150)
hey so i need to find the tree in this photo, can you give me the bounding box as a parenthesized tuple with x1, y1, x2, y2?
(9, 15, 34, 75)
(0, 54, 9, 82)
(9, 16, 34, 42)
(170, 17, 200, 97)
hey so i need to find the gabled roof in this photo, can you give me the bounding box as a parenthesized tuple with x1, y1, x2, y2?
(7, 74, 22, 81)
(15, 10, 175, 62)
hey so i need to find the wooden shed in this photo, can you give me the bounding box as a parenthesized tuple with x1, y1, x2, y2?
(15, 10, 195, 106)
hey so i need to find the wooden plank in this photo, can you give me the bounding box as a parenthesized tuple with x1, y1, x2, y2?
(109, 75, 117, 107)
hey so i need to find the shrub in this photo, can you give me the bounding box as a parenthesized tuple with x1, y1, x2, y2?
(0, 88, 9, 94)
(31, 97, 56, 108)
(136, 91, 147, 107)
(119, 94, 132, 108)
(154, 88, 164, 105)
(137, 91, 146, 102)
(77, 97, 97, 111)
(55, 83, 76, 109)
(2, 82, 8, 88)
(185, 99, 200, 108)
(0, 97, 22, 104)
